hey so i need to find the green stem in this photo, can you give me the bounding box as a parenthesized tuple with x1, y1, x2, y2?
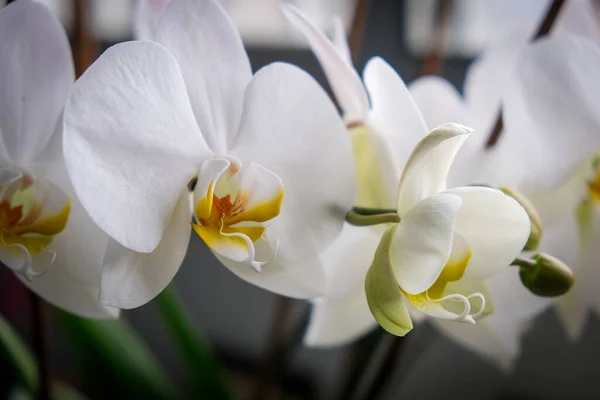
(155, 284, 232, 400)
(511, 257, 536, 269)
(346, 209, 400, 226)
(351, 206, 399, 216)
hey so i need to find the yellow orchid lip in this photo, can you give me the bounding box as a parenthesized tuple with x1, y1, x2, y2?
(191, 158, 283, 271)
(0, 172, 70, 280)
(401, 239, 487, 323)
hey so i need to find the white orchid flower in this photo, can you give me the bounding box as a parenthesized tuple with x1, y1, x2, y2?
(365, 123, 530, 335)
(503, 33, 600, 341)
(63, 0, 355, 310)
(284, 5, 433, 346)
(284, 6, 529, 346)
(407, 0, 600, 369)
(0, 0, 118, 319)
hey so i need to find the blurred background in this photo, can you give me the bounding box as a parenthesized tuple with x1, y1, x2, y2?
(2, 0, 600, 399)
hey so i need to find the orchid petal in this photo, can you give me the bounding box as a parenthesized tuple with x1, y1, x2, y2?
(215, 241, 326, 299)
(332, 16, 352, 64)
(396, 123, 470, 215)
(444, 186, 530, 281)
(556, 0, 600, 44)
(156, 0, 252, 152)
(193, 157, 231, 221)
(228, 162, 284, 225)
(409, 76, 467, 131)
(463, 31, 528, 145)
(391, 193, 462, 295)
(282, 5, 369, 121)
(63, 40, 209, 253)
(504, 34, 600, 189)
(320, 223, 382, 298)
(303, 224, 380, 346)
(19, 270, 119, 319)
(365, 225, 413, 336)
(363, 57, 429, 168)
(31, 158, 109, 286)
(304, 293, 377, 347)
(231, 62, 354, 269)
(432, 319, 516, 371)
(132, 0, 171, 40)
(99, 192, 191, 309)
(0, 0, 73, 165)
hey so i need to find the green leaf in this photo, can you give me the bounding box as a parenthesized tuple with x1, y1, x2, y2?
(365, 225, 413, 336)
(55, 310, 177, 400)
(155, 284, 232, 400)
(0, 314, 37, 394)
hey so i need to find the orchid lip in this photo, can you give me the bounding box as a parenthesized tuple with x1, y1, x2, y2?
(0, 168, 70, 280)
(191, 157, 283, 271)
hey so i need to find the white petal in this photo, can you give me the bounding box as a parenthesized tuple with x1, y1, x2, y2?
(282, 5, 369, 121)
(63, 40, 209, 253)
(156, 0, 252, 153)
(19, 269, 119, 319)
(444, 186, 530, 281)
(0, 168, 22, 190)
(231, 62, 355, 267)
(30, 157, 108, 286)
(503, 34, 600, 189)
(433, 319, 517, 371)
(0, 0, 73, 165)
(304, 293, 377, 347)
(556, 0, 600, 44)
(132, 0, 171, 40)
(319, 223, 382, 299)
(396, 123, 470, 215)
(216, 243, 327, 299)
(555, 281, 589, 341)
(192, 157, 231, 221)
(408, 76, 467, 131)
(391, 193, 462, 295)
(99, 192, 191, 309)
(439, 269, 551, 368)
(332, 16, 351, 64)
(363, 57, 429, 169)
(303, 224, 381, 346)
(554, 209, 598, 341)
(463, 31, 528, 145)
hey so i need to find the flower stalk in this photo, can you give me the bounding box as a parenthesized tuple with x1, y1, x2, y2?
(345, 207, 400, 226)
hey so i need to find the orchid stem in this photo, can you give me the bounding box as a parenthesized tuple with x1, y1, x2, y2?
(352, 206, 398, 216)
(346, 209, 400, 226)
(511, 256, 537, 269)
(485, 0, 566, 148)
(29, 291, 50, 400)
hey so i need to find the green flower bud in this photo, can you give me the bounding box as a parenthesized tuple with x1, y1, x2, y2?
(516, 253, 574, 297)
(500, 187, 542, 251)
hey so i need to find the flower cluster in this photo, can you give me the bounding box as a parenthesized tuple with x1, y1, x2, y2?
(0, 0, 584, 365)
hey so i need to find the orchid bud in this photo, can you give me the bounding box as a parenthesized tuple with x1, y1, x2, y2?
(516, 253, 574, 297)
(500, 187, 542, 251)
